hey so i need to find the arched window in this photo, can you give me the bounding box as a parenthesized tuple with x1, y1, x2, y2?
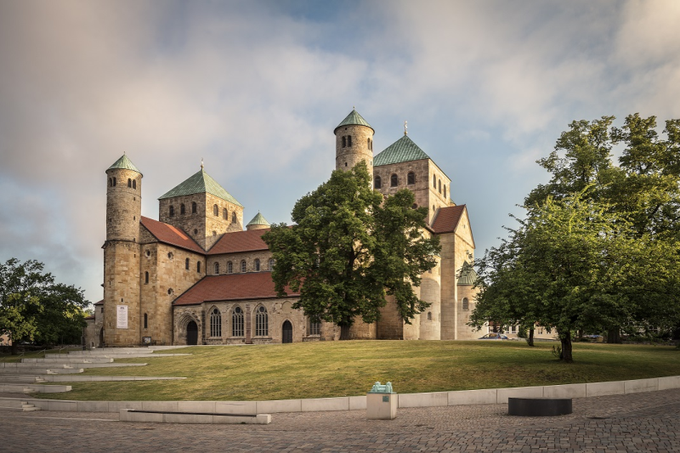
(438, 179, 441, 194)
(144, 271, 149, 284)
(180, 204, 186, 215)
(112, 177, 116, 186)
(347, 135, 352, 147)
(462, 298, 469, 310)
(427, 312, 432, 321)
(133, 180, 137, 190)
(144, 313, 148, 329)
(210, 308, 221, 337)
(127, 178, 132, 188)
(390, 174, 398, 187)
(197, 261, 201, 273)
(223, 208, 228, 220)
(192, 202, 197, 214)
(374, 176, 382, 189)
(108, 178, 112, 187)
(432, 205, 436, 213)
(169, 205, 175, 217)
(255, 306, 268, 336)
(367, 138, 371, 149)
(269, 258, 275, 270)
(408, 172, 415, 185)
(227, 261, 233, 274)
(433, 175, 436, 188)
(232, 211, 237, 223)
(444, 185, 447, 199)
(185, 258, 190, 270)
(214, 262, 220, 274)
(308, 318, 321, 336)
(255, 258, 260, 272)
(240, 260, 246, 273)
(232, 307, 244, 337)
(213, 204, 218, 216)
(342, 136, 346, 148)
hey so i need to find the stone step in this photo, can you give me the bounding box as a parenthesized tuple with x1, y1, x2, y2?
(0, 399, 40, 411)
(22, 357, 114, 364)
(0, 367, 84, 375)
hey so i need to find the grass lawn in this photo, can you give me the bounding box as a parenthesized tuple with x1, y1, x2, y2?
(37, 340, 680, 401)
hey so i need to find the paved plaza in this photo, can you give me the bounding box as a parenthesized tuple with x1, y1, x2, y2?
(3, 388, 680, 452)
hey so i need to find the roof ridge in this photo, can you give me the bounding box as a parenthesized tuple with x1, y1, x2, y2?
(158, 168, 243, 206)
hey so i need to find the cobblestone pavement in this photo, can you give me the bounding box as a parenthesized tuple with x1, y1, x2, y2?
(3, 389, 680, 452)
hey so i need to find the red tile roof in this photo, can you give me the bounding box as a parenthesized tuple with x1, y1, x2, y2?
(141, 217, 204, 253)
(431, 205, 466, 234)
(173, 272, 298, 306)
(207, 228, 270, 255)
(93, 300, 103, 306)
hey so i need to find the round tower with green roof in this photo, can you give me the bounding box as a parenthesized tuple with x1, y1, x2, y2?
(103, 154, 143, 346)
(105, 154, 142, 243)
(334, 109, 375, 178)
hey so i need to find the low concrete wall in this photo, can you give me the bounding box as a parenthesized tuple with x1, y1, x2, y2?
(119, 409, 271, 425)
(28, 375, 680, 414)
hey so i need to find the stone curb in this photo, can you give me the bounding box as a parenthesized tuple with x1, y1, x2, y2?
(14, 375, 680, 414)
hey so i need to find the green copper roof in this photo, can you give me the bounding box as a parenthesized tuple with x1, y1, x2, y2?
(158, 168, 243, 207)
(374, 134, 430, 166)
(334, 109, 374, 133)
(107, 154, 141, 174)
(457, 266, 478, 286)
(246, 212, 270, 227)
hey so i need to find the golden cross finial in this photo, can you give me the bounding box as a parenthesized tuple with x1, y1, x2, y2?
(404, 120, 408, 136)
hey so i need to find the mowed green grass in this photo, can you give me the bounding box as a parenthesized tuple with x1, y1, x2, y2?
(40, 340, 680, 401)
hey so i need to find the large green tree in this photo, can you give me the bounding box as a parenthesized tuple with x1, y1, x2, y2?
(472, 114, 680, 361)
(263, 162, 440, 339)
(0, 258, 88, 354)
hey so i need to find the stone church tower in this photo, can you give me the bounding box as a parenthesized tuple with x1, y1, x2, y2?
(103, 155, 143, 346)
(334, 109, 375, 176)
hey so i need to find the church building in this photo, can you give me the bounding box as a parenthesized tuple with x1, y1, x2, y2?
(86, 110, 478, 347)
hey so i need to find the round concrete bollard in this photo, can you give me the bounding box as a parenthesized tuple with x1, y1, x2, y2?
(508, 397, 572, 416)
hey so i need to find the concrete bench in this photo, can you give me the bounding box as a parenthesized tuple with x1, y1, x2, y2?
(120, 409, 271, 424)
(508, 397, 572, 416)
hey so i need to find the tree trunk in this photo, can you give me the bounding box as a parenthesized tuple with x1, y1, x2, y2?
(10, 341, 18, 356)
(560, 331, 573, 363)
(526, 327, 535, 347)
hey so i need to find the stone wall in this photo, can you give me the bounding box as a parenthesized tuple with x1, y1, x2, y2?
(336, 124, 374, 176)
(207, 250, 272, 275)
(159, 193, 244, 251)
(103, 240, 141, 346)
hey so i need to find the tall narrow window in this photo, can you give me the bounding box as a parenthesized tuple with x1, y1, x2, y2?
(227, 261, 233, 273)
(407, 172, 415, 185)
(232, 307, 244, 336)
(240, 260, 246, 273)
(347, 135, 352, 147)
(269, 258, 275, 270)
(444, 185, 447, 199)
(213, 204, 218, 216)
(433, 175, 436, 188)
(214, 262, 220, 274)
(342, 136, 346, 148)
(197, 261, 201, 273)
(144, 271, 149, 284)
(192, 202, 197, 214)
(390, 174, 398, 187)
(112, 177, 116, 186)
(462, 298, 469, 310)
(210, 308, 221, 337)
(232, 211, 237, 223)
(180, 204, 186, 215)
(185, 258, 189, 270)
(374, 176, 382, 189)
(255, 306, 268, 336)
(144, 313, 148, 329)
(309, 319, 320, 336)
(438, 179, 441, 194)
(223, 208, 228, 220)
(169, 205, 175, 217)
(127, 178, 132, 188)
(255, 259, 260, 272)
(133, 180, 136, 189)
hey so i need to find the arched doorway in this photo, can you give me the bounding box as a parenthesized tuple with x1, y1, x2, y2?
(186, 320, 198, 345)
(282, 320, 293, 344)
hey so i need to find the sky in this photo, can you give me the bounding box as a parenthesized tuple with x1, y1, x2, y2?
(1, 0, 680, 304)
